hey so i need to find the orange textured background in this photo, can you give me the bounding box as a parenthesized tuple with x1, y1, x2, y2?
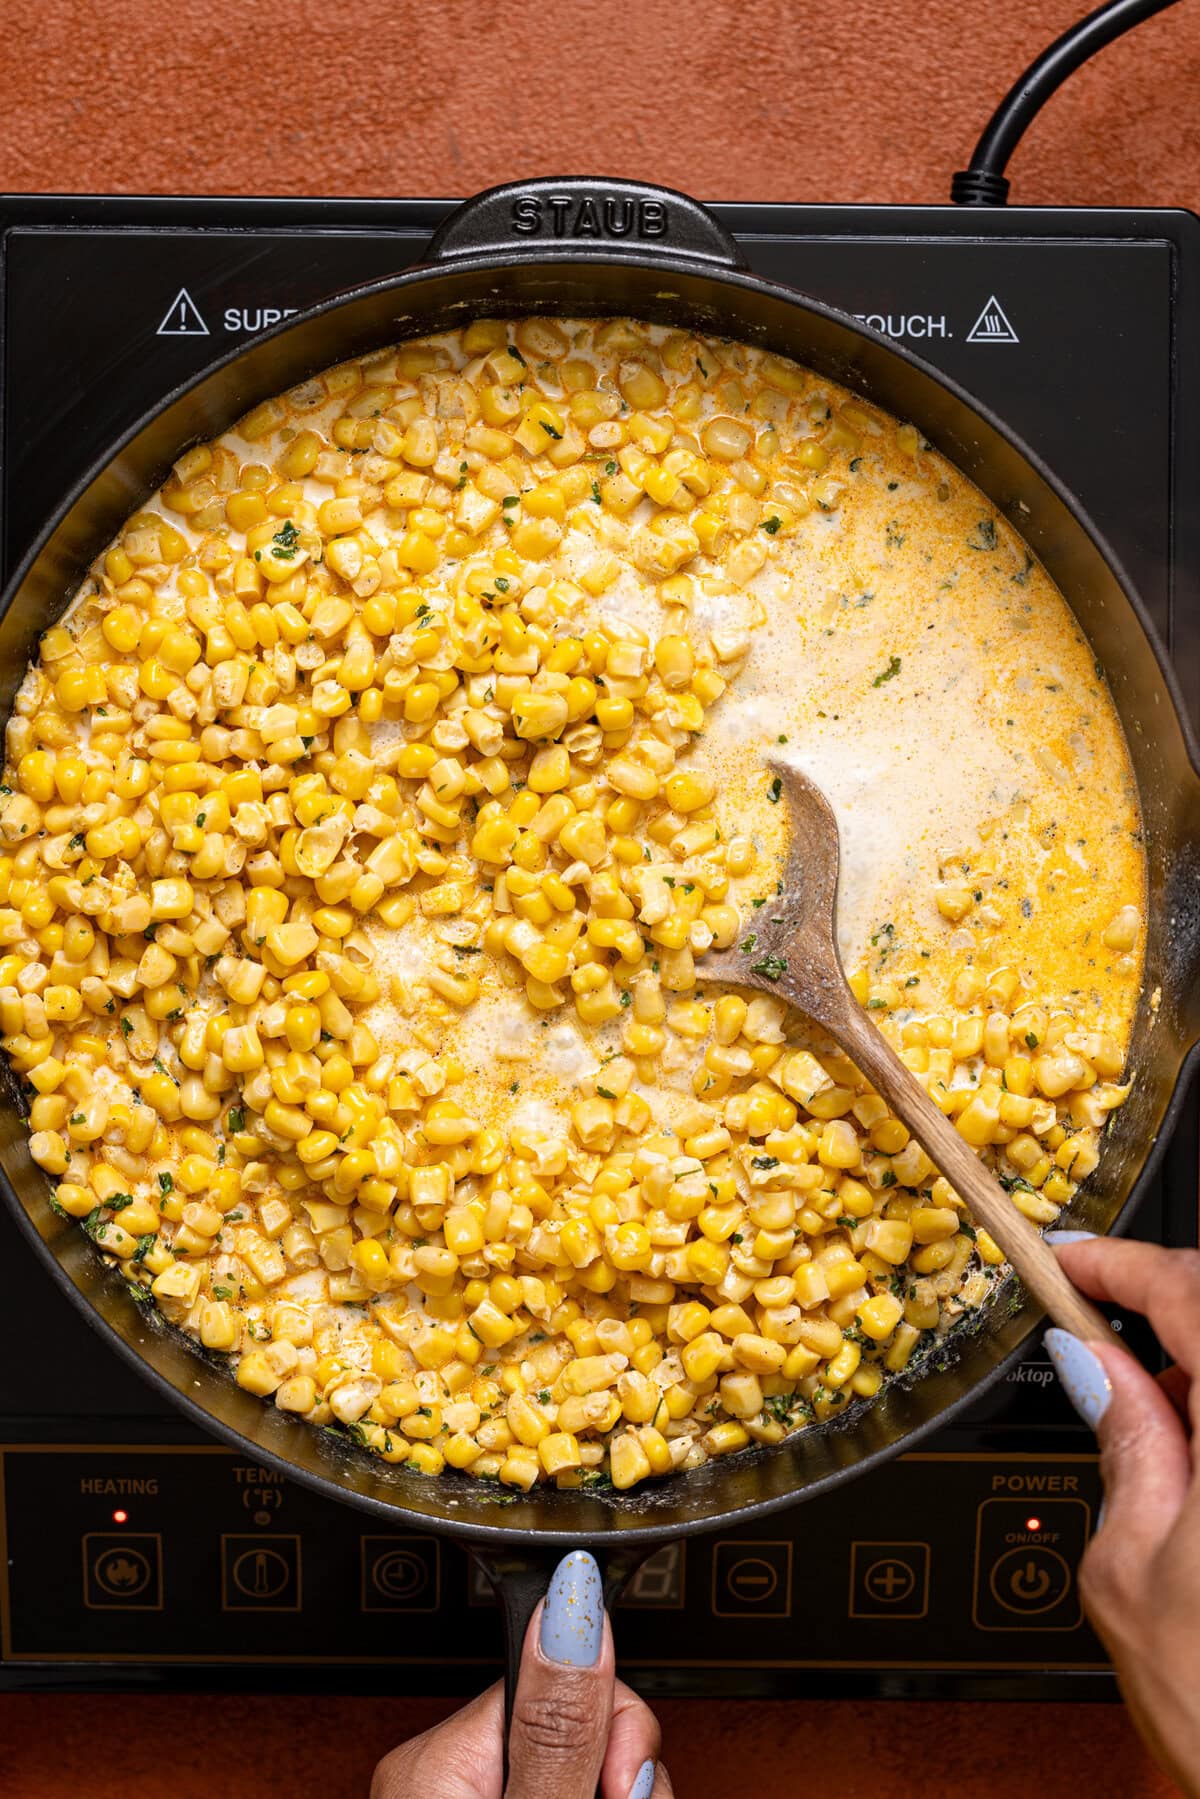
(0, 0, 1196, 1793)
(1, 0, 1198, 209)
(0, 1692, 1185, 1797)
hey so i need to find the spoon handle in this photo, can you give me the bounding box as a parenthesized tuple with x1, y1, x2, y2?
(830, 998, 1115, 1346)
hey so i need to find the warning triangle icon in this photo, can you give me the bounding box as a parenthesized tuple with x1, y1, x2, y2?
(156, 287, 209, 337)
(966, 295, 1018, 344)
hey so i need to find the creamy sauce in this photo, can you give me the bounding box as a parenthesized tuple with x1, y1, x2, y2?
(350, 347, 1142, 1134)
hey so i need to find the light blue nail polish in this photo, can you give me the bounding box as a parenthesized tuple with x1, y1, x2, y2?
(541, 1549, 604, 1666)
(629, 1759, 656, 1799)
(1044, 1229, 1098, 1244)
(1045, 1328, 1112, 1431)
(1096, 1500, 1107, 1533)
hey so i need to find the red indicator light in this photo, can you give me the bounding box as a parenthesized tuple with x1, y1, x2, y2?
(112, 1509, 128, 1524)
(1025, 1516, 1042, 1531)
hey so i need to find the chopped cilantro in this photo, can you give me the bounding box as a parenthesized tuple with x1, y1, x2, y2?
(872, 655, 902, 687)
(270, 519, 300, 560)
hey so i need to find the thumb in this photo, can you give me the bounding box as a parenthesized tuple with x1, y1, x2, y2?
(1045, 1327, 1190, 1562)
(506, 1551, 613, 1799)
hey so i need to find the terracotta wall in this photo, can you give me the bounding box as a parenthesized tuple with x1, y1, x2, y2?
(0, 1, 1195, 1793)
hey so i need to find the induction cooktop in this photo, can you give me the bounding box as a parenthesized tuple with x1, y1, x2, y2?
(0, 193, 1196, 1698)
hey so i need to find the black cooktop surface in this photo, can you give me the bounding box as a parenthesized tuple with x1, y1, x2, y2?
(0, 194, 1196, 1697)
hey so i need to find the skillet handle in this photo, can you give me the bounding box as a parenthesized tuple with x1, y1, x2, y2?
(470, 1542, 650, 1784)
(425, 176, 749, 270)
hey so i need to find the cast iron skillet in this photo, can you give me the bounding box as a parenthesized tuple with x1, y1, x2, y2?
(2, 178, 1199, 1696)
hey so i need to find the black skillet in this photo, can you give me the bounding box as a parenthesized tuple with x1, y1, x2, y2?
(2, 178, 1198, 1707)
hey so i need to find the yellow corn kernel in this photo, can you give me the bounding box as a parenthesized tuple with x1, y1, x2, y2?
(857, 1292, 904, 1340)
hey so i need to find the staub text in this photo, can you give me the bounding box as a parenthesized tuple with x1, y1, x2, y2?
(511, 192, 668, 240)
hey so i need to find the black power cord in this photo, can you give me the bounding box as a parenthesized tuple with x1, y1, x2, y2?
(951, 0, 1184, 205)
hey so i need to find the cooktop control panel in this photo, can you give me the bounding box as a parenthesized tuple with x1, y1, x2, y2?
(0, 1444, 1105, 1692)
(0, 194, 1196, 1698)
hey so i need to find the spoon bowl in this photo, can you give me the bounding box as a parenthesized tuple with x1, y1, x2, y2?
(705, 761, 1117, 1346)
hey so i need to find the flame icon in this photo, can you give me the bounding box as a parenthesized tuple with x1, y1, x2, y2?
(91, 1543, 153, 1599)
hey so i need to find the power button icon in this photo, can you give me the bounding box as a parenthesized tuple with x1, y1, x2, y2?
(973, 1495, 1090, 1632)
(990, 1547, 1072, 1614)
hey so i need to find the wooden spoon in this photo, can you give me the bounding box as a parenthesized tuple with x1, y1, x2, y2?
(703, 761, 1113, 1345)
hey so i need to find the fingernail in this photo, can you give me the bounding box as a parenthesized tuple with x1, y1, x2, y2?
(1045, 1328, 1113, 1430)
(1044, 1229, 1098, 1244)
(629, 1760, 656, 1799)
(1096, 1500, 1107, 1532)
(541, 1550, 604, 1667)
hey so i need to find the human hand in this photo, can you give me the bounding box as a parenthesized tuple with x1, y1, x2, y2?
(370, 1550, 672, 1798)
(1045, 1234, 1200, 1796)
